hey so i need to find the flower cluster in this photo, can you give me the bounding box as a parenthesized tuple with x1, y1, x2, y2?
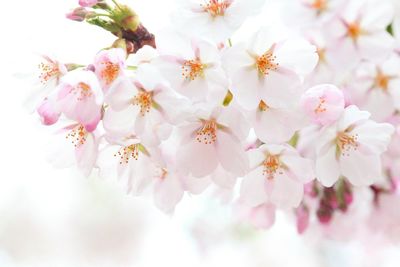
(27, 0, 400, 236)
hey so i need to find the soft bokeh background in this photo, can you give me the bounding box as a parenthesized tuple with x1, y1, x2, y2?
(1, 0, 400, 266)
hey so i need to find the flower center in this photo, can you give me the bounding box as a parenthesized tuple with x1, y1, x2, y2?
(263, 155, 283, 180)
(38, 61, 60, 84)
(101, 62, 120, 85)
(71, 82, 93, 101)
(258, 100, 270, 112)
(314, 97, 327, 114)
(346, 22, 363, 42)
(66, 124, 87, 147)
(202, 0, 231, 17)
(374, 70, 392, 91)
(182, 59, 205, 81)
(317, 47, 326, 64)
(336, 132, 359, 156)
(132, 91, 153, 115)
(255, 49, 278, 76)
(196, 119, 217, 144)
(311, 0, 327, 11)
(114, 144, 139, 164)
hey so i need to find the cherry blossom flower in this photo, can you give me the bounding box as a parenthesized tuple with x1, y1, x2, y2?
(103, 64, 186, 144)
(172, 0, 266, 42)
(315, 105, 394, 187)
(348, 54, 400, 121)
(55, 70, 104, 132)
(300, 84, 345, 126)
(176, 105, 249, 178)
(25, 55, 67, 112)
(94, 48, 126, 91)
(222, 27, 319, 110)
(154, 36, 228, 104)
(240, 144, 315, 209)
(327, 0, 395, 65)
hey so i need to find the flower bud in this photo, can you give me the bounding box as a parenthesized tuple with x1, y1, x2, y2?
(66, 7, 89, 22)
(300, 84, 345, 126)
(112, 5, 140, 32)
(79, 0, 99, 7)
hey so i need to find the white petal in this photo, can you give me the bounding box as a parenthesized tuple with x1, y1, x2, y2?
(315, 144, 340, 187)
(270, 172, 303, 209)
(240, 166, 268, 207)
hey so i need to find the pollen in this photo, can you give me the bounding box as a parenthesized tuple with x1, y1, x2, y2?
(71, 82, 93, 101)
(201, 0, 231, 17)
(66, 124, 87, 147)
(259, 100, 270, 112)
(132, 91, 153, 115)
(336, 132, 359, 156)
(374, 69, 392, 91)
(101, 61, 120, 85)
(255, 50, 279, 76)
(114, 144, 139, 164)
(196, 119, 217, 144)
(346, 22, 363, 42)
(314, 97, 327, 114)
(38, 61, 60, 84)
(311, 0, 327, 11)
(263, 155, 283, 180)
(182, 59, 205, 81)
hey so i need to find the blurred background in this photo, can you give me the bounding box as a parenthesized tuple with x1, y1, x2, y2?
(1, 0, 400, 266)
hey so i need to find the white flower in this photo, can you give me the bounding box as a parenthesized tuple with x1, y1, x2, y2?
(222, 27, 318, 110)
(315, 105, 394, 187)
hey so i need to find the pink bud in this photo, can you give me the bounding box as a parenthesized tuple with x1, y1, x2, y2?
(37, 98, 60, 126)
(296, 205, 309, 234)
(300, 84, 345, 126)
(78, 0, 99, 7)
(66, 7, 88, 22)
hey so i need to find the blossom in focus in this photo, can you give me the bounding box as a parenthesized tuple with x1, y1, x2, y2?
(55, 70, 104, 132)
(315, 105, 394, 187)
(154, 36, 228, 104)
(222, 27, 319, 110)
(240, 144, 315, 209)
(176, 105, 249, 178)
(94, 48, 127, 91)
(300, 84, 345, 126)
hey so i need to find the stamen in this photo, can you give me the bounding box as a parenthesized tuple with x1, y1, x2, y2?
(114, 144, 139, 164)
(182, 59, 205, 81)
(38, 61, 60, 84)
(263, 155, 283, 180)
(336, 132, 359, 156)
(259, 100, 270, 112)
(101, 61, 120, 85)
(66, 124, 87, 147)
(70, 82, 93, 101)
(201, 0, 231, 17)
(310, 0, 327, 11)
(374, 69, 392, 91)
(314, 97, 327, 114)
(346, 22, 363, 42)
(255, 49, 279, 76)
(132, 91, 153, 115)
(196, 120, 217, 144)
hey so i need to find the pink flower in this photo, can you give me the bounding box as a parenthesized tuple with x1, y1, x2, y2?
(78, 0, 98, 7)
(315, 105, 394, 187)
(176, 105, 250, 178)
(103, 64, 185, 145)
(222, 27, 318, 110)
(66, 7, 89, 22)
(154, 36, 228, 104)
(300, 84, 345, 126)
(94, 48, 126, 91)
(236, 202, 276, 229)
(240, 144, 314, 209)
(56, 70, 104, 132)
(37, 97, 61, 125)
(296, 204, 310, 234)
